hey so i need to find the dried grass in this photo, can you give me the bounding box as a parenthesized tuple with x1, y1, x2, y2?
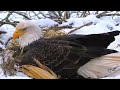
(43, 28, 66, 38)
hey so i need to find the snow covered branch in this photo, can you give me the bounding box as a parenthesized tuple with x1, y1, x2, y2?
(96, 11, 120, 18)
(67, 22, 93, 34)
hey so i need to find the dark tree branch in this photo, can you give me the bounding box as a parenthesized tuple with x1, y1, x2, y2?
(0, 20, 19, 27)
(32, 11, 41, 19)
(0, 31, 7, 34)
(14, 11, 31, 20)
(0, 40, 4, 45)
(1, 11, 14, 22)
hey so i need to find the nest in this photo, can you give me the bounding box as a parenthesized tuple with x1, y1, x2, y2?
(43, 27, 66, 38)
(0, 49, 16, 76)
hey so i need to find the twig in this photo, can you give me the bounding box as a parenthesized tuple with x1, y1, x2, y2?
(96, 11, 108, 18)
(0, 11, 18, 27)
(14, 11, 31, 20)
(0, 31, 7, 34)
(32, 11, 41, 19)
(38, 11, 47, 18)
(0, 20, 18, 27)
(67, 22, 93, 34)
(1, 11, 14, 22)
(80, 11, 87, 17)
(0, 40, 4, 45)
(96, 13, 120, 18)
(5, 37, 12, 46)
(33, 58, 46, 70)
(1, 49, 15, 76)
(33, 58, 58, 78)
(1, 51, 7, 76)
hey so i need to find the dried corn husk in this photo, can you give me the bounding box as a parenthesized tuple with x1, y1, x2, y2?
(33, 58, 58, 78)
(19, 65, 58, 79)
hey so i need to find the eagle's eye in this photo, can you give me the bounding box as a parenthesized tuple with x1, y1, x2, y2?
(21, 27, 27, 32)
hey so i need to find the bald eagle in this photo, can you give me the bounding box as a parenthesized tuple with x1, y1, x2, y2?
(13, 20, 120, 79)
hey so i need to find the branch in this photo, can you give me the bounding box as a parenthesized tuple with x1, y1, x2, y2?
(1, 11, 14, 22)
(0, 20, 18, 27)
(0, 40, 4, 45)
(32, 11, 41, 19)
(0, 11, 18, 27)
(0, 31, 7, 34)
(38, 11, 47, 18)
(96, 12, 120, 18)
(80, 11, 88, 17)
(14, 11, 31, 20)
(67, 22, 93, 34)
(5, 37, 12, 46)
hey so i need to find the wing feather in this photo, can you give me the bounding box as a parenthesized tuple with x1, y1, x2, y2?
(78, 53, 120, 78)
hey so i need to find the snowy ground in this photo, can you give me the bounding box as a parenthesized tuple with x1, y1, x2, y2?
(1, 14, 120, 79)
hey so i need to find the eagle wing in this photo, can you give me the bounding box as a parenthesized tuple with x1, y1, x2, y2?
(78, 53, 120, 79)
(50, 31, 120, 48)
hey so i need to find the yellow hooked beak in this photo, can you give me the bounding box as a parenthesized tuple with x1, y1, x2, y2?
(13, 29, 24, 41)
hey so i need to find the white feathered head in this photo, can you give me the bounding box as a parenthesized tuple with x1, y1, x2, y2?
(13, 20, 43, 48)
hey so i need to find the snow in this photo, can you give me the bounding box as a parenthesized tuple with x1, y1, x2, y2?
(62, 18, 84, 27)
(0, 68, 31, 79)
(32, 18, 58, 28)
(112, 16, 120, 25)
(60, 15, 100, 28)
(60, 28, 75, 34)
(0, 24, 15, 49)
(0, 76, 30, 79)
(69, 24, 111, 35)
(0, 13, 120, 79)
(0, 12, 9, 20)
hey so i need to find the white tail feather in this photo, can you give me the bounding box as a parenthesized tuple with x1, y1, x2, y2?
(77, 52, 120, 79)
